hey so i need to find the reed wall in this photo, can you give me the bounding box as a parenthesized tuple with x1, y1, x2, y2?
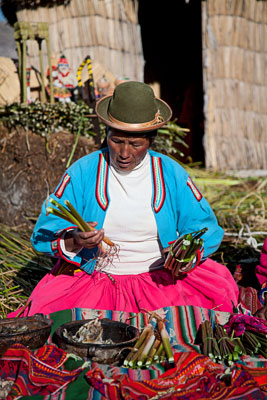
(202, 0, 267, 170)
(16, 0, 143, 84)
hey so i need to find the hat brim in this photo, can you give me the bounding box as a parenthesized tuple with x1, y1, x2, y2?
(96, 95, 172, 132)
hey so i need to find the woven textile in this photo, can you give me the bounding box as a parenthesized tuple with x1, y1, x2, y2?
(1, 306, 267, 399)
(239, 286, 262, 314)
(46, 306, 267, 400)
(0, 343, 84, 399)
(225, 314, 267, 336)
(86, 351, 265, 399)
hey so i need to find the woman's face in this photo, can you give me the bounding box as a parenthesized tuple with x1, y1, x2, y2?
(107, 129, 150, 171)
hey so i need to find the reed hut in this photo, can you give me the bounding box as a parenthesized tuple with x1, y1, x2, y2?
(201, 0, 267, 170)
(1, 0, 143, 83)
(1, 0, 266, 171)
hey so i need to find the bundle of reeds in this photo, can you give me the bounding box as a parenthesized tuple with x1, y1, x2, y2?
(123, 313, 174, 368)
(0, 224, 53, 318)
(46, 198, 119, 275)
(164, 228, 207, 277)
(197, 319, 267, 364)
(46, 198, 117, 252)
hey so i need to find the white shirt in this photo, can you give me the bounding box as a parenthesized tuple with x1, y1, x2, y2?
(101, 153, 164, 275)
(61, 153, 164, 275)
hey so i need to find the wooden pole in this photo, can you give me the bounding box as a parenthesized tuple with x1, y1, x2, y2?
(22, 38, 27, 103)
(46, 37, 54, 103)
(38, 39, 46, 103)
(77, 55, 101, 145)
(15, 40, 22, 99)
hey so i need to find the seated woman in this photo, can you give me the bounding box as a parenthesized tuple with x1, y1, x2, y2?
(10, 81, 239, 317)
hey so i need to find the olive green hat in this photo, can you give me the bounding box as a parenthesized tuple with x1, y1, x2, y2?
(95, 81, 172, 132)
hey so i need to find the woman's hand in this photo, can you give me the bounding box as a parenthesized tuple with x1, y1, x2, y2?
(64, 222, 105, 252)
(253, 291, 267, 320)
(162, 246, 170, 262)
(254, 306, 267, 320)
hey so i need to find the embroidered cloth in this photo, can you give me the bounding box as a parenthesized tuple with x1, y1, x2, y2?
(224, 314, 267, 336)
(0, 343, 83, 399)
(1, 306, 267, 399)
(86, 351, 266, 399)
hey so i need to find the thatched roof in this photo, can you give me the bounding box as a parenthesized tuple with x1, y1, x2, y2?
(10, 0, 143, 82)
(1, 0, 70, 11)
(2, 0, 69, 4)
(1, 0, 70, 24)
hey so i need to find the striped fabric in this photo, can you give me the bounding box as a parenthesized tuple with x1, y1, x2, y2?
(55, 173, 71, 199)
(151, 156, 165, 213)
(43, 305, 267, 399)
(186, 176, 202, 201)
(96, 152, 109, 210)
(1, 306, 265, 399)
(69, 305, 214, 353)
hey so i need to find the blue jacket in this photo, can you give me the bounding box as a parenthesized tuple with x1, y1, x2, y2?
(31, 149, 224, 273)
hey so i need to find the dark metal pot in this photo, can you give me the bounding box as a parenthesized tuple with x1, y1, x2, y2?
(0, 314, 53, 356)
(53, 318, 140, 365)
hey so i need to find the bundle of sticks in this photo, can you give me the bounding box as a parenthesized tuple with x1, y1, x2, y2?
(197, 319, 267, 364)
(46, 198, 119, 274)
(46, 197, 116, 254)
(164, 228, 208, 277)
(123, 314, 174, 368)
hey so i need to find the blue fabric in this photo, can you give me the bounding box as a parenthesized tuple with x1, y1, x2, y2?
(31, 149, 224, 273)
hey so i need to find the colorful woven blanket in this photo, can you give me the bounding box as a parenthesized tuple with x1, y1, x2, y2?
(0, 343, 84, 399)
(86, 351, 266, 399)
(0, 305, 266, 399)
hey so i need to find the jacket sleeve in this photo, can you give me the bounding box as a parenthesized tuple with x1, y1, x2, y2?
(176, 174, 224, 260)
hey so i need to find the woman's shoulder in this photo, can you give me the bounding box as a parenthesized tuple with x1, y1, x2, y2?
(67, 148, 108, 172)
(149, 150, 188, 177)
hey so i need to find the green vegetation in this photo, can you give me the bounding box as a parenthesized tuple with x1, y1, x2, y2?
(0, 102, 189, 157)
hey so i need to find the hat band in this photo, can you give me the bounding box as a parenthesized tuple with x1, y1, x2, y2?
(108, 110, 163, 129)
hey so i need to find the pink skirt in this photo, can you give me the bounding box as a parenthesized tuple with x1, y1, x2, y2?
(9, 258, 239, 317)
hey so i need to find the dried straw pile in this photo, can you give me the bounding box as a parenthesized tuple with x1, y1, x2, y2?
(202, 0, 267, 170)
(190, 165, 267, 274)
(0, 224, 52, 318)
(15, 0, 143, 82)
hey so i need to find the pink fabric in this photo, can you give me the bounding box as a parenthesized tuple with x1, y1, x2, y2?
(9, 258, 239, 317)
(255, 237, 267, 287)
(224, 314, 267, 337)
